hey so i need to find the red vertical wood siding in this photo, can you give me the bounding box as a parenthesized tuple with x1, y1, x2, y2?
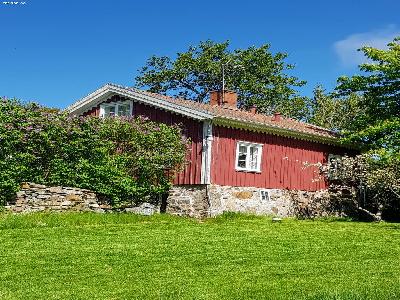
(211, 125, 350, 191)
(83, 106, 100, 116)
(134, 102, 203, 185)
(79, 94, 354, 190)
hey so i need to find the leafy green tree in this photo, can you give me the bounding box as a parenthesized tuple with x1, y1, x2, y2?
(335, 37, 400, 157)
(308, 85, 366, 132)
(135, 40, 309, 119)
(330, 37, 400, 220)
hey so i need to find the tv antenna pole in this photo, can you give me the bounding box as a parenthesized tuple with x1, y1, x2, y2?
(221, 59, 242, 104)
(222, 63, 226, 104)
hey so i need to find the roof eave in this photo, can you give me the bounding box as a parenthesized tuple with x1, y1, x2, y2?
(66, 84, 356, 149)
(65, 84, 214, 121)
(212, 117, 350, 147)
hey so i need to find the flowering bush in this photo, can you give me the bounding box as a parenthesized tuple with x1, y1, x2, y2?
(0, 98, 188, 207)
(325, 154, 400, 221)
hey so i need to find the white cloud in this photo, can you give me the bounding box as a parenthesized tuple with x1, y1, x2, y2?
(333, 25, 400, 68)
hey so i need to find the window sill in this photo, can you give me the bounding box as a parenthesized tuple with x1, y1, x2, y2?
(235, 168, 262, 174)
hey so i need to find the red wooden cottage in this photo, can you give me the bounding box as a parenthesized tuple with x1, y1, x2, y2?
(66, 83, 352, 217)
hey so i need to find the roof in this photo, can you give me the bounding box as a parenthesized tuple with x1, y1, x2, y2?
(66, 83, 342, 146)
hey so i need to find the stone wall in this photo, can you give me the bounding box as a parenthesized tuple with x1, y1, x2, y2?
(6, 183, 160, 215)
(166, 185, 209, 218)
(5, 182, 109, 213)
(6, 182, 348, 218)
(167, 184, 343, 218)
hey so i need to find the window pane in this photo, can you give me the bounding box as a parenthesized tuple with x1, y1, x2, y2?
(237, 145, 247, 168)
(239, 145, 247, 154)
(104, 106, 115, 117)
(260, 190, 269, 201)
(249, 146, 258, 170)
(118, 104, 130, 116)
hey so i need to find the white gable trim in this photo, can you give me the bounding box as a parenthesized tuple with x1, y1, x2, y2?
(66, 84, 214, 121)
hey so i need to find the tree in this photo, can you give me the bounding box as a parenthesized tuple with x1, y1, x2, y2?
(331, 37, 400, 220)
(335, 36, 400, 156)
(326, 154, 400, 221)
(308, 85, 366, 132)
(135, 40, 309, 119)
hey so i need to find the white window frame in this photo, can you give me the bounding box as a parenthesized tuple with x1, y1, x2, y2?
(235, 141, 263, 172)
(260, 190, 270, 201)
(99, 100, 133, 117)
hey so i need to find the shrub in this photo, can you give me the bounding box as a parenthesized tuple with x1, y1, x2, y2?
(325, 153, 400, 221)
(0, 98, 188, 207)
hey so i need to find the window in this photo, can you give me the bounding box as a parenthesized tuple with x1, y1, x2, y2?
(100, 101, 132, 117)
(260, 190, 270, 201)
(104, 105, 115, 116)
(117, 103, 131, 116)
(328, 154, 342, 180)
(235, 141, 262, 172)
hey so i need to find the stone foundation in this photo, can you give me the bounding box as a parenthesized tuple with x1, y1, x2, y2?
(167, 184, 342, 218)
(208, 185, 294, 217)
(166, 185, 209, 218)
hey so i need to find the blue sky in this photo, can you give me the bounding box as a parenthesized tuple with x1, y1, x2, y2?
(1, 0, 399, 108)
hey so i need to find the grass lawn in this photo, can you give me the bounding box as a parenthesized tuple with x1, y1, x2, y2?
(0, 212, 399, 299)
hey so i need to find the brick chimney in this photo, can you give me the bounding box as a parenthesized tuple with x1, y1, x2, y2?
(272, 112, 282, 121)
(249, 105, 257, 114)
(209, 90, 237, 108)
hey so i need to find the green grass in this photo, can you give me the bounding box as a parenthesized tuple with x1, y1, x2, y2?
(0, 212, 399, 299)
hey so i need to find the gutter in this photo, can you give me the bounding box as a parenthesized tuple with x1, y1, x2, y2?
(212, 117, 353, 148)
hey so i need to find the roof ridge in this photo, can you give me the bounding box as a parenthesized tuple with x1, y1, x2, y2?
(108, 84, 338, 136)
(66, 83, 341, 144)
